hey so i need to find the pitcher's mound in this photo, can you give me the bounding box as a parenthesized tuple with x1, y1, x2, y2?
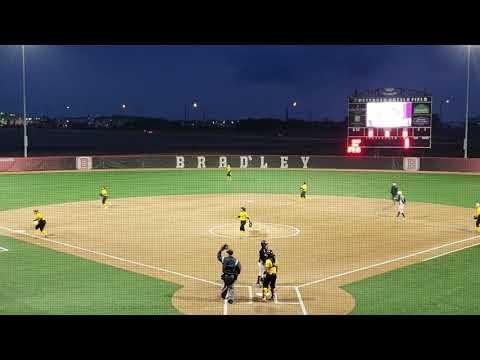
(209, 222, 300, 239)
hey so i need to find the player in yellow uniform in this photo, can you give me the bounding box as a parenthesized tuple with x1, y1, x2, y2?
(226, 164, 232, 180)
(238, 207, 251, 237)
(33, 210, 47, 237)
(474, 203, 480, 233)
(262, 249, 277, 302)
(100, 186, 109, 208)
(300, 181, 307, 199)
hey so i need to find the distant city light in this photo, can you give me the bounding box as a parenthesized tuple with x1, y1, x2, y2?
(192, 102, 198, 108)
(66, 106, 70, 110)
(292, 102, 297, 107)
(121, 104, 127, 109)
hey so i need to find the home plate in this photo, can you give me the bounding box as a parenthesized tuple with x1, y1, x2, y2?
(13, 229, 26, 234)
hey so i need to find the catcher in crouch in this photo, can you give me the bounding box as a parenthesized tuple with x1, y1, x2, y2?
(238, 207, 252, 237)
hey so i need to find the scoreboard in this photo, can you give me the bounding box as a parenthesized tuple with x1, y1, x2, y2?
(347, 91, 432, 153)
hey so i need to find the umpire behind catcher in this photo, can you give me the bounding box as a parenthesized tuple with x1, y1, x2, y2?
(217, 244, 242, 304)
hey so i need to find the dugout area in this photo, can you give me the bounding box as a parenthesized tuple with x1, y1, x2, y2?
(1, 167, 479, 315)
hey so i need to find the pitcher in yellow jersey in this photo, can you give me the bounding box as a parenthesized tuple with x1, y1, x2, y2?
(262, 249, 277, 302)
(238, 207, 251, 237)
(475, 203, 480, 233)
(300, 181, 307, 199)
(33, 210, 47, 237)
(100, 186, 109, 208)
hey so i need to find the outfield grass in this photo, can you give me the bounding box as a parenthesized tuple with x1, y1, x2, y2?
(0, 169, 479, 314)
(0, 169, 479, 211)
(343, 245, 480, 314)
(0, 235, 181, 314)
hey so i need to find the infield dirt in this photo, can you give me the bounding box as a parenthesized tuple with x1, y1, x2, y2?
(0, 194, 476, 314)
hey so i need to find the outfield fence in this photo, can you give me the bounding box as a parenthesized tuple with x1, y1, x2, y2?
(1, 154, 480, 173)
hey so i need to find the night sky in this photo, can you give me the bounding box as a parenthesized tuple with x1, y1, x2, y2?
(0, 45, 477, 123)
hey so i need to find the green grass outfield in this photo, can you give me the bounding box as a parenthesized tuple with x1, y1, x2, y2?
(0, 169, 479, 314)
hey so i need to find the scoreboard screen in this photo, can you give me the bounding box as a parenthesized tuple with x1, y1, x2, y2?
(366, 102, 412, 128)
(347, 94, 432, 151)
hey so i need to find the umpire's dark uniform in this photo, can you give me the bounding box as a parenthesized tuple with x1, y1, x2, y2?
(217, 248, 241, 304)
(390, 183, 398, 202)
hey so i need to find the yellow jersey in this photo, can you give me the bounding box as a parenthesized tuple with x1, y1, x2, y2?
(34, 212, 45, 221)
(265, 258, 277, 275)
(300, 184, 307, 192)
(476, 207, 480, 217)
(238, 211, 249, 221)
(100, 188, 108, 197)
(226, 165, 231, 172)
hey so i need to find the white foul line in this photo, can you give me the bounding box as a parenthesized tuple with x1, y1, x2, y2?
(248, 286, 253, 304)
(0, 246, 8, 252)
(422, 242, 480, 262)
(298, 234, 480, 289)
(0, 225, 221, 287)
(224, 299, 228, 315)
(295, 287, 308, 315)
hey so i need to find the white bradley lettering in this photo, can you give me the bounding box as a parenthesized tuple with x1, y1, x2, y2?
(218, 156, 227, 168)
(280, 156, 288, 168)
(176, 156, 185, 168)
(301, 156, 310, 168)
(197, 156, 206, 168)
(240, 156, 249, 168)
(260, 156, 268, 168)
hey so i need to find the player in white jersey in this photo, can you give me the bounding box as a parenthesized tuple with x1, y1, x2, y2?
(396, 191, 406, 220)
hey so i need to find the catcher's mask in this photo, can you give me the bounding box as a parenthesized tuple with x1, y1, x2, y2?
(241, 207, 246, 211)
(261, 240, 268, 247)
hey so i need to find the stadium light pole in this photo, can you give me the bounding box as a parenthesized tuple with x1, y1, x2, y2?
(184, 101, 199, 122)
(285, 101, 297, 121)
(439, 98, 450, 122)
(464, 45, 471, 159)
(22, 45, 28, 157)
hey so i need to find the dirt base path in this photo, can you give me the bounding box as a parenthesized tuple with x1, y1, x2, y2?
(0, 194, 477, 314)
